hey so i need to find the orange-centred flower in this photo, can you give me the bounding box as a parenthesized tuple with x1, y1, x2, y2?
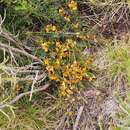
(60, 48, 69, 58)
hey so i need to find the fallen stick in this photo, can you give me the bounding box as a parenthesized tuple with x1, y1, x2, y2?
(0, 83, 50, 109)
(73, 106, 84, 130)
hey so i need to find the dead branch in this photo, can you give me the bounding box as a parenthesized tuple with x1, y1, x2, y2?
(0, 41, 43, 64)
(73, 106, 84, 130)
(0, 83, 50, 109)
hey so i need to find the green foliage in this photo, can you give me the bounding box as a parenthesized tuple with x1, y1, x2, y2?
(2, 0, 81, 34)
(14, 0, 35, 12)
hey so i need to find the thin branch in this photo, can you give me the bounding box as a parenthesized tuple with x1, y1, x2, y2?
(29, 71, 39, 101)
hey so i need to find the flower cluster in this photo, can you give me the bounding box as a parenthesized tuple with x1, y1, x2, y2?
(58, 0, 77, 22)
(62, 61, 86, 84)
(38, 0, 95, 98)
(40, 38, 94, 97)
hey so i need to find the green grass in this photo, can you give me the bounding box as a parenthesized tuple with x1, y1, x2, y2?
(106, 38, 130, 84)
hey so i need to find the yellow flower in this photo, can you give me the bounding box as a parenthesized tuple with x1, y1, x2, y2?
(41, 41, 51, 52)
(54, 59, 61, 69)
(45, 24, 51, 32)
(59, 7, 71, 21)
(56, 59, 60, 65)
(61, 91, 67, 96)
(68, 111, 73, 116)
(46, 66, 58, 81)
(52, 25, 57, 32)
(64, 15, 71, 22)
(60, 81, 73, 97)
(59, 8, 65, 16)
(63, 71, 69, 78)
(70, 61, 79, 68)
(86, 58, 93, 65)
(41, 43, 49, 52)
(50, 73, 57, 80)
(68, 0, 77, 10)
(66, 39, 76, 48)
(60, 48, 69, 58)
(46, 66, 54, 73)
(56, 41, 62, 49)
(44, 58, 49, 65)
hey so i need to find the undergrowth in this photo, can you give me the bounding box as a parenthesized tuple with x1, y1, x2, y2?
(0, 0, 130, 130)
